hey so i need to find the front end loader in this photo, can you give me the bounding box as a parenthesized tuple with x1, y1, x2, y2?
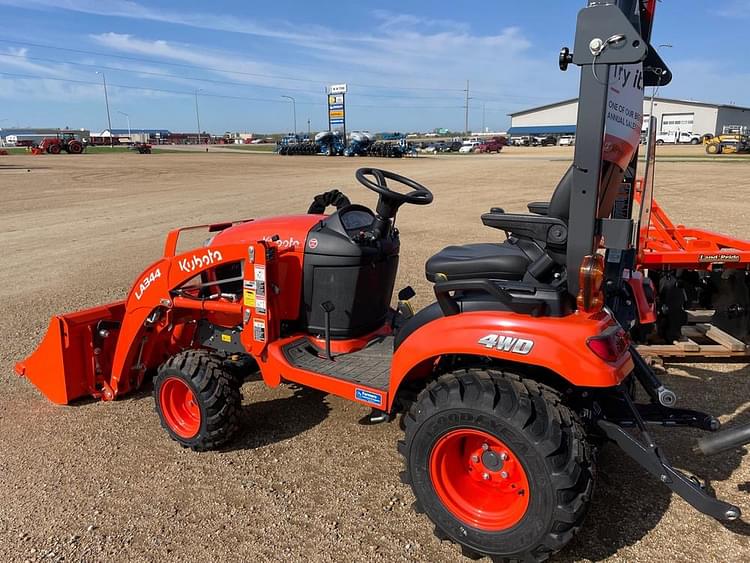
(16, 2, 750, 561)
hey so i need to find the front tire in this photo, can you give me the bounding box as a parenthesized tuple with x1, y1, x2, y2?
(154, 350, 241, 451)
(399, 369, 593, 562)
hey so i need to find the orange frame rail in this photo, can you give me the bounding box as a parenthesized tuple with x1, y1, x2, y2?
(634, 180, 750, 270)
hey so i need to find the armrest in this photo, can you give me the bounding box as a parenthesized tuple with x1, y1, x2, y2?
(481, 211, 567, 248)
(527, 201, 549, 215)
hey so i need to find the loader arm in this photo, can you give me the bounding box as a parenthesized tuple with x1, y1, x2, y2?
(16, 241, 254, 403)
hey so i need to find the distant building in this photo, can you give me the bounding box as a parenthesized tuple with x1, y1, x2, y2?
(223, 132, 255, 144)
(98, 129, 171, 144)
(1, 128, 90, 146)
(508, 97, 750, 138)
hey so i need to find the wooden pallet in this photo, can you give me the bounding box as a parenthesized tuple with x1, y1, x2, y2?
(636, 321, 749, 361)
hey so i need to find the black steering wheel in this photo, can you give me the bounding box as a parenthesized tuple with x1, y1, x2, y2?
(354, 168, 433, 239)
(355, 168, 433, 206)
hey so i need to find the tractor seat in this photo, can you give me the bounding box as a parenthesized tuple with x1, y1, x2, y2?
(425, 243, 530, 282)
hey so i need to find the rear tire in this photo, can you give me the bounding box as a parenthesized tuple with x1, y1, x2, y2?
(153, 350, 241, 451)
(66, 140, 84, 154)
(399, 369, 593, 562)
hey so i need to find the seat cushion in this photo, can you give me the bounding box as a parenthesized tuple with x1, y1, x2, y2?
(425, 242, 530, 282)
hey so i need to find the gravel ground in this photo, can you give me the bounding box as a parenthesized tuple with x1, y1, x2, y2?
(1, 147, 749, 562)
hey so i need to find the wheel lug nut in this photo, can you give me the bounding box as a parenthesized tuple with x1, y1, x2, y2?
(500, 471, 508, 479)
(482, 443, 489, 451)
(471, 454, 479, 463)
(500, 452, 508, 461)
(482, 472, 490, 481)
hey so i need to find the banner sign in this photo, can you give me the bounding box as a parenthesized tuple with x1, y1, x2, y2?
(603, 63, 644, 170)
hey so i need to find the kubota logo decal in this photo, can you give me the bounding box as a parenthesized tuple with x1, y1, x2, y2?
(478, 334, 534, 355)
(262, 235, 299, 249)
(178, 249, 223, 273)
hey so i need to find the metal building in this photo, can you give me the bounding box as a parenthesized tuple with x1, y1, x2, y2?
(508, 97, 750, 138)
(0, 128, 90, 146)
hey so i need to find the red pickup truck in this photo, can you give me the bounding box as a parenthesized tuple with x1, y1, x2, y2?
(476, 136, 507, 153)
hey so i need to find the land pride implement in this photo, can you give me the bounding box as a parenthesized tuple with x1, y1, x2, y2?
(16, 2, 750, 561)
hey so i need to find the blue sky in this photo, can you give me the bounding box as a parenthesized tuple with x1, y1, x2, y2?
(1, 0, 749, 134)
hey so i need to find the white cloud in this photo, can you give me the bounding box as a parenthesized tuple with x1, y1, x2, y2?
(0, 0, 575, 130)
(716, 1, 750, 18)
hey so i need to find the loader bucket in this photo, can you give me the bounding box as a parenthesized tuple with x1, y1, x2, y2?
(15, 301, 126, 405)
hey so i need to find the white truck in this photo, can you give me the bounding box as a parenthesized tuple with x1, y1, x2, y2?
(655, 131, 701, 144)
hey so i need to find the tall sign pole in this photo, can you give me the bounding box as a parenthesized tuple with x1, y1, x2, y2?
(328, 83, 347, 147)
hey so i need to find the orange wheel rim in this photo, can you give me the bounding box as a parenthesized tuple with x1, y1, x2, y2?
(429, 429, 530, 531)
(159, 377, 201, 439)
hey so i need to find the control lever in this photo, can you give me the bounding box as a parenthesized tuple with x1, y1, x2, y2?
(320, 301, 335, 360)
(396, 286, 416, 321)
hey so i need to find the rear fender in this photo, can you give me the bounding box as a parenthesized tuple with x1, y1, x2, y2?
(388, 310, 633, 410)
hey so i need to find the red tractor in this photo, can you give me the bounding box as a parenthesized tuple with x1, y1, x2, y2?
(31, 133, 85, 155)
(15, 2, 750, 561)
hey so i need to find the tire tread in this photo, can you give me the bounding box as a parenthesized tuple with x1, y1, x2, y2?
(400, 368, 593, 562)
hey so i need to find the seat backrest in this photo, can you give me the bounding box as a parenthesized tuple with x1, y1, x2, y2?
(546, 165, 573, 223)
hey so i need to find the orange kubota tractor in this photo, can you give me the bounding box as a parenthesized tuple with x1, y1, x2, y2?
(31, 132, 85, 155)
(15, 2, 750, 561)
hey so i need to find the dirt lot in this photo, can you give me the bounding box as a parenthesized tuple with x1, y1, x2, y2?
(1, 146, 749, 562)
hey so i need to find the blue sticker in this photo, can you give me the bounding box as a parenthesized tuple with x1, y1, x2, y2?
(355, 388, 382, 407)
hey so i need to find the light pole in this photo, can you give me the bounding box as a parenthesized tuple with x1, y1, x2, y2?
(281, 95, 297, 138)
(307, 118, 311, 138)
(194, 88, 203, 145)
(95, 72, 113, 147)
(117, 111, 131, 141)
(482, 102, 486, 133)
(464, 80, 471, 135)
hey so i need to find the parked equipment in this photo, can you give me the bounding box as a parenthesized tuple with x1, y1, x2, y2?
(31, 133, 85, 155)
(314, 130, 345, 156)
(705, 125, 750, 155)
(16, 2, 749, 561)
(366, 140, 405, 158)
(129, 142, 152, 154)
(630, 133, 750, 358)
(344, 131, 375, 156)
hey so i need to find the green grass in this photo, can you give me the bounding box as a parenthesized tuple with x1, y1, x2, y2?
(81, 146, 133, 154)
(219, 144, 276, 152)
